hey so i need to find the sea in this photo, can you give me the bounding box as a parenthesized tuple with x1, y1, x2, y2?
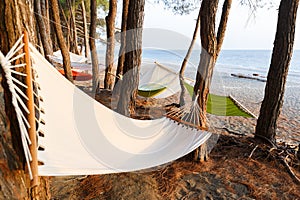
(143, 49, 300, 102)
(141, 49, 300, 87)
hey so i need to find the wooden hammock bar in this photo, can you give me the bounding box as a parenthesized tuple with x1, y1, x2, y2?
(167, 115, 208, 131)
(23, 30, 39, 187)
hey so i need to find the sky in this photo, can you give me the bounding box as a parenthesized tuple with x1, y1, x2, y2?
(143, 1, 300, 50)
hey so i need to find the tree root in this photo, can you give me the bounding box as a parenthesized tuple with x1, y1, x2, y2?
(248, 145, 258, 159)
(252, 142, 300, 185)
(280, 156, 300, 184)
(217, 126, 246, 136)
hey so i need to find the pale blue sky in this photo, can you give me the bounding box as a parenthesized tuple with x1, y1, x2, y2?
(143, 1, 300, 50)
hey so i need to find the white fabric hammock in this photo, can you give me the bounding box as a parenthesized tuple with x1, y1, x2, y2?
(48, 50, 88, 64)
(0, 40, 212, 176)
(139, 62, 181, 98)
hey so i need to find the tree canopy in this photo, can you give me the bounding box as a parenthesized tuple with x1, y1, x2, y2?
(156, 0, 200, 15)
(157, 0, 276, 15)
(59, 0, 109, 15)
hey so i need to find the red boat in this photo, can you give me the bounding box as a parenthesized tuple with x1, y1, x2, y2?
(58, 69, 92, 81)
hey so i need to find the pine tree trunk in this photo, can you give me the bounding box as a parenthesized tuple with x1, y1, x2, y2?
(81, 0, 89, 59)
(115, 0, 129, 87)
(216, 0, 232, 56)
(90, 0, 100, 93)
(180, 9, 201, 76)
(193, 0, 218, 130)
(0, 0, 50, 199)
(49, 1, 59, 51)
(41, 0, 51, 39)
(193, 0, 232, 161)
(104, 0, 117, 90)
(117, 0, 145, 116)
(179, 8, 201, 106)
(194, 52, 216, 125)
(67, 1, 80, 55)
(50, 0, 73, 83)
(58, 2, 71, 51)
(255, 0, 299, 142)
(34, 0, 53, 60)
(113, 0, 129, 97)
(0, 0, 37, 174)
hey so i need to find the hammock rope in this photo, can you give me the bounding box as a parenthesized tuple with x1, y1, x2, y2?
(166, 95, 208, 130)
(0, 44, 33, 179)
(0, 37, 46, 181)
(6, 35, 25, 61)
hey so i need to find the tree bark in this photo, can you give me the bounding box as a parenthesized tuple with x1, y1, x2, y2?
(192, 0, 232, 161)
(0, 0, 50, 199)
(54, 1, 70, 51)
(0, 0, 37, 170)
(179, 8, 201, 106)
(41, 0, 51, 39)
(193, 0, 219, 128)
(115, 0, 129, 87)
(104, 0, 117, 90)
(255, 0, 299, 142)
(58, 1, 71, 52)
(50, 0, 74, 83)
(67, 0, 80, 55)
(216, 0, 232, 56)
(117, 0, 145, 116)
(179, 8, 201, 76)
(34, 0, 53, 60)
(90, 0, 100, 93)
(81, 0, 89, 59)
(49, 1, 59, 51)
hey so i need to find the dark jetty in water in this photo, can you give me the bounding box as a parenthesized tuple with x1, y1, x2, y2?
(231, 73, 267, 82)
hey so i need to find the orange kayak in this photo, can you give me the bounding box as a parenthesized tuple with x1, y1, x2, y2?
(58, 69, 92, 81)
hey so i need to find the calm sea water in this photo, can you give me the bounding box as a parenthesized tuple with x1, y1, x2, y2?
(141, 49, 300, 86)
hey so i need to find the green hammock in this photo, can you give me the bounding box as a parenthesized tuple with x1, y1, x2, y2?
(183, 81, 255, 118)
(138, 83, 167, 98)
(207, 94, 255, 117)
(138, 81, 256, 118)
